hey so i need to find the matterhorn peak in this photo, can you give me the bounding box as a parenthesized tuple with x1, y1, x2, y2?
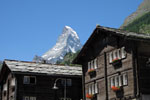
(41, 26, 82, 64)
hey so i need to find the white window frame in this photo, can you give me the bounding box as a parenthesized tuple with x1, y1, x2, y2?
(88, 83, 98, 95)
(123, 73, 128, 86)
(121, 47, 126, 59)
(115, 76, 119, 87)
(95, 83, 98, 94)
(110, 77, 115, 87)
(119, 75, 122, 86)
(94, 58, 97, 69)
(91, 60, 94, 69)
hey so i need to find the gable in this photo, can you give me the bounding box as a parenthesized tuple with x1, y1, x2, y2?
(73, 26, 150, 64)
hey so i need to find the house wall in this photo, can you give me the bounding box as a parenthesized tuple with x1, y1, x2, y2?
(83, 33, 136, 100)
(15, 74, 82, 100)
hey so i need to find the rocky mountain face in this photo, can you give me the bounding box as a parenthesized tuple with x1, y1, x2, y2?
(120, 0, 150, 28)
(37, 26, 82, 64)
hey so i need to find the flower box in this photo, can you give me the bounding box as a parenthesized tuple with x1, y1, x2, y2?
(88, 69, 96, 75)
(112, 58, 120, 63)
(112, 58, 121, 66)
(86, 94, 94, 99)
(111, 86, 120, 92)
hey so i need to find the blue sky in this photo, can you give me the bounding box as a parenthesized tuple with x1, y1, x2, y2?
(0, 0, 142, 61)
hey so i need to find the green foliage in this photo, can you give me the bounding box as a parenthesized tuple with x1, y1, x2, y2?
(123, 12, 150, 34)
(57, 50, 80, 66)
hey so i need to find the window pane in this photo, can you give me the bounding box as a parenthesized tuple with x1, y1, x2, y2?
(24, 76, 30, 84)
(67, 79, 72, 86)
(30, 77, 36, 84)
(61, 79, 66, 86)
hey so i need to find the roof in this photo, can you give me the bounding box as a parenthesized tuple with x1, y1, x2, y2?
(98, 26, 150, 41)
(3, 60, 82, 76)
(73, 25, 150, 64)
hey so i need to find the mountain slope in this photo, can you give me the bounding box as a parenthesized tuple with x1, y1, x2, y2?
(121, 0, 150, 28)
(56, 50, 80, 65)
(123, 12, 150, 34)
(41, 26, 82, 64)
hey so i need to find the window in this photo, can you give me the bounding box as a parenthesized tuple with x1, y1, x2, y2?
(23, 96, 36, 100)
(123, 73, 128, 85)
(30, 97, 36, 100)
(109, 47, 126, 63)
(88, 58, 98, 71)
(3, 83, 7, 91)
(60, 98, 71, 100)
(88, 83, 98, 95)
(61, 79, 72, 86)
(23, 76, 36, 84)
(24, 96, 29, 100)
(110, 73, 128, 88)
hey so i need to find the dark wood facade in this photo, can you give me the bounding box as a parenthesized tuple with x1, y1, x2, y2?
(73, 26, 150, 100)
(0, 60, 82, 100)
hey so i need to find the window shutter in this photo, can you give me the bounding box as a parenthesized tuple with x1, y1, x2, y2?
(91, 60, 94, 69)
(123, 73, 128, 85)
(92, 84, 95, 94)
(89, 85, 91, 94)
(88, 62, 91, 70)
(110, 77, 114, 87)
(121, 47, 126, 59)
(94, 59, 97, 69)
(95, 83, 98, 94)
(117, 49, 121, 59)
(119, 75, 122, 86)
(115, 76, 119, 87)
(109, 52, 113, 63)
(113, 51, 117, 59)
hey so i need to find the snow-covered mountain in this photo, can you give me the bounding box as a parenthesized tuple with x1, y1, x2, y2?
(41, 26, 82, 64)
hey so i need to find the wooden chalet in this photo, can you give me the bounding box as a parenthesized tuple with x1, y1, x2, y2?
(0, 60, 82, 100)
(73, 26, 150, 100)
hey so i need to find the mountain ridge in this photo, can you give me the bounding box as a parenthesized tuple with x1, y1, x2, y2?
(34, 26, 82, 64)
(120, 0, 150, 28)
